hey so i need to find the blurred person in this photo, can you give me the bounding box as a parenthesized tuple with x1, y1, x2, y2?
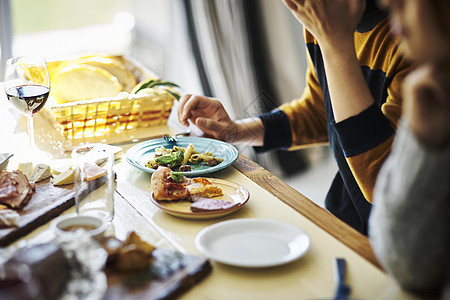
(178, 0, 413, 235)
(369, 0, 450, 296)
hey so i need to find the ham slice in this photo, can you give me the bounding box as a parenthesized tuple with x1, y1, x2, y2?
(0, 170, 35, 209)
(190, 198, 237, 212)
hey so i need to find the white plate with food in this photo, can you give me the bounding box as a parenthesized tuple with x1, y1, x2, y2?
(195, 219, 310, 267)
(126, 137, 239, 176)
(150, 177, 249, 220)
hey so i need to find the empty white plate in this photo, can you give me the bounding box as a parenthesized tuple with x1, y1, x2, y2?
(195, 218, 310, 268)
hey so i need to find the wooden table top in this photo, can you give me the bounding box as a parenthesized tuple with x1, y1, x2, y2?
(0, 97, 419, 300)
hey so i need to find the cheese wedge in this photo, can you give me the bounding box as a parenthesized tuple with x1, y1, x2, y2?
(81, 162, 107, 181)
(50, 167, 64, 176)
(50, 165, 72, 176)
(48, 158, 74, 176)
(76, 57, 136, 92)
(29, 164, 52, 182)
(17, 162, 34, 179)
(52, 168, 75, 186)
(52, 64, 123, 103)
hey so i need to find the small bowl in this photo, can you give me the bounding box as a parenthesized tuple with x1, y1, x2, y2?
(0, 153, 13, 171)
(54, 215, 107, 241)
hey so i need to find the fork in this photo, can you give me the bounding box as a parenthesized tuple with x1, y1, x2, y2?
(162, 129, 191, 143)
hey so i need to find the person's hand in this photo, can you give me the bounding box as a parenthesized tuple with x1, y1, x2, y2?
(403, 64, 450, 149)
(282, 0, 365, 50)
(177, 94, 265, 145)
(177, 94, 239, 142)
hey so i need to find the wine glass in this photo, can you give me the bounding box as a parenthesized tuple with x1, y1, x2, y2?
(4, 56, 50, 150)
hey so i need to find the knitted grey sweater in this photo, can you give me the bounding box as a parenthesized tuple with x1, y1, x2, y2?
(369, 119, 450, 296)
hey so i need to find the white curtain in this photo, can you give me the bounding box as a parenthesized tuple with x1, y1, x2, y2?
(190, 0, 259, 119)
(187, 0, 309, 175)
(259, 0, 307, 105)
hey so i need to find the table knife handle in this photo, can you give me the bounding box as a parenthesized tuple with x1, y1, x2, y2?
(334, 258, 351, 300)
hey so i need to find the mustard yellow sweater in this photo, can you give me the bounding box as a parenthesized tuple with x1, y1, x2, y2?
(257, 15, 413, 234)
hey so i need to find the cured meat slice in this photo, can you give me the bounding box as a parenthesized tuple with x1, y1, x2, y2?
(190, 198, 237, 212)
(0, 170, 35, 209)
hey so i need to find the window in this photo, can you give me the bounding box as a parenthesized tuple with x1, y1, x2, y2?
(1, 0, 179, 80)
(11, 0, 133, 57)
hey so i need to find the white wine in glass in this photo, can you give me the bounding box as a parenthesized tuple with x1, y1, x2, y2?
(4, 56, 50, 150)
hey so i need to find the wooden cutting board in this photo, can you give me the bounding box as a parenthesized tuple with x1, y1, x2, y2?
(105, 247, 212, 300)
(0, 177, 105, 246)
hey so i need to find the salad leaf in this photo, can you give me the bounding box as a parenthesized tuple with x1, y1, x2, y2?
(155, 149, 184, 167)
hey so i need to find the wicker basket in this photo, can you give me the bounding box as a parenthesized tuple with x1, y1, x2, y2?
(48, 55, 175, 140)
(50, 91, 173, 140)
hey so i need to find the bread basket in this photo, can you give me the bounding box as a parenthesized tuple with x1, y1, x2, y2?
(47, 55, 178, 141)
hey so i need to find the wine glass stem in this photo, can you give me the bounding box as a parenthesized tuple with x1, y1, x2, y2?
(27, 115, 35, 150)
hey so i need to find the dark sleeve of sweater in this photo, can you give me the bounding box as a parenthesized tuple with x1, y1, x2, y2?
(253, 110, 292, 153)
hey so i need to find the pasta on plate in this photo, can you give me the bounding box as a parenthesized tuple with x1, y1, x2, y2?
(145, 143, 224, 172)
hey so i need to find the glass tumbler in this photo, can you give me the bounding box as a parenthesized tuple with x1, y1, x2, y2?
(72, 143, 115, 223)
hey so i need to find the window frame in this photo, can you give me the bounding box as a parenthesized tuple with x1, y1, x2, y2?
(0, 0, 12, 78)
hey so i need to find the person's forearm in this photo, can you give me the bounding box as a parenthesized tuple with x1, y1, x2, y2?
(321, 40, 374, 122)
(233, 117, 264, 146)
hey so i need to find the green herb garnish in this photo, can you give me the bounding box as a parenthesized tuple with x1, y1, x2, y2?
(169, 171, 184, 183)
(132, 79, 181, 100)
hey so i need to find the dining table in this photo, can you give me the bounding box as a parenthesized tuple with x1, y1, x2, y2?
(0, 91, 423, 300)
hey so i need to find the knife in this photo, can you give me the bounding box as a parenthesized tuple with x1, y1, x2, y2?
(333, 258, 351, 300)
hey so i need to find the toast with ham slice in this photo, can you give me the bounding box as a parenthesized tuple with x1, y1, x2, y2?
(151, 166, 222, 201)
